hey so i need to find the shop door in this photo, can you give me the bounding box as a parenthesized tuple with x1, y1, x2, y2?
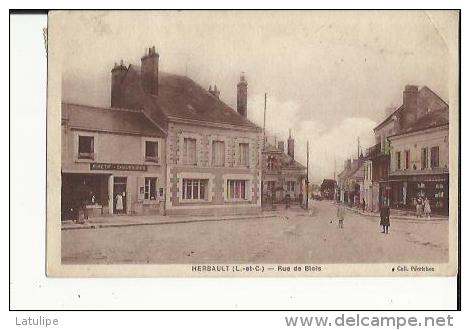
(113, 177, 127, 214)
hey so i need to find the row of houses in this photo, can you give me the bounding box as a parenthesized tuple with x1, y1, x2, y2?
(61, 46, 306, 220)
(337, 85, 449, 215)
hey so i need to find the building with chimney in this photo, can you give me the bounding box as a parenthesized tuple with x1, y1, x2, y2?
(261, 130, 307, 206)
(363, 85, 449, 214)
(61, 103, 166, 220)
(62, 46, 263, 217)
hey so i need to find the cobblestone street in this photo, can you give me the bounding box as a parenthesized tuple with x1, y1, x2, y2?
(61, 200, 449, 264)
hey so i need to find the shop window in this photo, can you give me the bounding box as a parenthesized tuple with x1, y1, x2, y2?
(404, 150, 410, 170)
(145, 141, 158, 162)
(227, 180, 247, 200)
(395, 151, 401, 170)
(183, 138, 197, 165)
(431, 146, 440, 168)
(239, 143, 249, 166)
(421, 147, 428, 169)
(78, 135, 94, 159)
(212, 140, 225, 166)
(144, 177, 157, 200)
(182, 179, 208, 200)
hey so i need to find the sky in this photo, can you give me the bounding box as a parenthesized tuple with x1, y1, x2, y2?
(58, 11, 456, 183)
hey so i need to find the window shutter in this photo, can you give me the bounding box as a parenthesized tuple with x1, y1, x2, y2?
(234, 139, 239, 166)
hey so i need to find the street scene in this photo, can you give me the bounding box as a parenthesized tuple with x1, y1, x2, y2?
(55, 11, 455, 268)
(62, 200, 448, 264)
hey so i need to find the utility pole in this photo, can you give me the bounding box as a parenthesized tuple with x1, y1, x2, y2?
(263, 93, 267, 150)
(357, 136, 360, 159)
(306, 140, 309, 210)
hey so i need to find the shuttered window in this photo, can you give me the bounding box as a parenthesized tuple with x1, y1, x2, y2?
(184, 138, 197, 165)
(212, 141, 225, 166)
(239, 143, 249, 166)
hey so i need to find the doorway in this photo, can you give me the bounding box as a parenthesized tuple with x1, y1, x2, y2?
(113, 176, 127, 214)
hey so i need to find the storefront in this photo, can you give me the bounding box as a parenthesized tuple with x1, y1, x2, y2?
(386, 174, 449, 215)
(62, 164, 165, 220)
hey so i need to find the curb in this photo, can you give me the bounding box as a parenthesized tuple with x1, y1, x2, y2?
(62, 214, 279, 231)
(344, 207, 448, 222)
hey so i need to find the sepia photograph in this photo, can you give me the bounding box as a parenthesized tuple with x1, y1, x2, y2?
(45, 10, 459, 276)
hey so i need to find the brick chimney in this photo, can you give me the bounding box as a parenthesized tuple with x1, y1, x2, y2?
(402, 85, 418, 127)
(111, 60, 128, 108)
(278, 141, 285, 153)
(287, 129, 294, 159)
(237, 73, 247, 117)
(141, 46, 159, 95)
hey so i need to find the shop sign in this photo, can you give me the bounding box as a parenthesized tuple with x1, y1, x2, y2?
(90, 163, 147, 171)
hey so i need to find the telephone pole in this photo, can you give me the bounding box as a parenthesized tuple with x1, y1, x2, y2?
(306, 140, 309, 210)
(263, 93, 267, 149)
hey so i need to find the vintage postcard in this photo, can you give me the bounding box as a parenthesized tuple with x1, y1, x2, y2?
(46, 10, 459, 277)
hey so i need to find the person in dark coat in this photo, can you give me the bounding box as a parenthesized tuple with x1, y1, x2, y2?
(380, 201, 390, 234)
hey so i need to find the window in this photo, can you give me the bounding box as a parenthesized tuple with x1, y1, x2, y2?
(421, 147, 428, 169)
(266, 181, 275, 193)
(183, 138, 197, 165)
(78, 135, 94, 159)
(182, 179, 207, 200)
(267, 156, 275, 170)
(145, 141, 158, 162)
(227, 180, 247, 200)
(404, 150, 410, 170)
(431, 146, 439, 168)
(239, 143, 249, 166)
(395, 151, 401, 170)
(287, 181, 295, 193)
(212, 141, 225, 166)
(144, 177, 157, 200)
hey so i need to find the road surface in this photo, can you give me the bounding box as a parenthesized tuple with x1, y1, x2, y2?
(61, 200, 449, 264)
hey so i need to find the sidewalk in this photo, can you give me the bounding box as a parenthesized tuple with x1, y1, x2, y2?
(61, 212, 280, 231)
(341, 204, 448, 222)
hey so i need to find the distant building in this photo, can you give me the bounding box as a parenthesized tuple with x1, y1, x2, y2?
(261, 131, 307, 205)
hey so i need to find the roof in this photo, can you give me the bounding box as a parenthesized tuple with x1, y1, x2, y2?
(392, 109, 449, 136)
(263, 142, 306, 171)
(122, 66, 260, 130)
(156, 73, 259, 129)
(373, 86, 449, 132)
(350, 163, 365, 181)
(62, 103, 165, 137)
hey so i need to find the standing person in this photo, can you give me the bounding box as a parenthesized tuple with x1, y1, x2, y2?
(424, 197, 432, 219)
(285, 194, 291, 209)
(362, 198, 366, 212)
(337, 204, 345, 229)
(416, 196, 423, 218)
(115, 193, 124, 215)
(380, 200, 390, 234)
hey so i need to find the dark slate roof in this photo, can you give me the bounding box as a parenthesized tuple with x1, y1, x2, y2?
(395, 109, 448, 136)
(62, 103, 165, 137)
(124, 66, 260, 130)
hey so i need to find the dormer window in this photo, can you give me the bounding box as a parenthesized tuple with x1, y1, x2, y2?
(78, 135, 94, 159)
